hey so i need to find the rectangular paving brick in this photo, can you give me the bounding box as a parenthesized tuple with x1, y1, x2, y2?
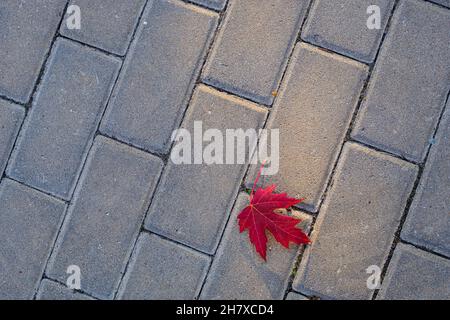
(60, 0, 147, 55)
(118, 233, 210, 300)
(352, 0, 450, 163)
(7, 38, 121, 200)
(0, 99, 25, 176)
(378, 244, 450, 300)
(247, 43, 368, 212)
(46, 136, 163, 299)
(202, 0, 310, 105)
(100, 0, 218, 154)
(201, 193, 312, 299)
(293, 142, 417, 299)
(190, 0, 227, 10)
(145, 85, 267, 254)
(0, 179, 66, 300)
(36, 279, 94, 300)
(301, 0, 394, 63)
(401, 103, 450, 257)
(0, 0, 66, 103)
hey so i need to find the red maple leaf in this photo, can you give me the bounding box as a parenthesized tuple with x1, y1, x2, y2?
(238, 166, 311, 260)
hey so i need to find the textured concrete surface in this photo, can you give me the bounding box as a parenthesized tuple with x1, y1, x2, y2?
(201, 193, 312, 300)
(293, 143, 417, 299)
(36, 279, 94, 300)
(0, 100, 24, 176)
(0, 0, 449, 300)
(0, 179, 66, 300)
(146, 85, 266, 254)
(46, 136, 163, 299)
(0, 0, 67, 103)
(352, 0, 450, 163)
(247, 43, 368, 212)
(118, 233, 210, 300)
(100, 0, 218, 154)
(401, 104, 450, 258)
(60, 0, 147, 55)
(202, 0, 310, 105)
(378, 244, 450, 300)
(7, 39, 121, 200)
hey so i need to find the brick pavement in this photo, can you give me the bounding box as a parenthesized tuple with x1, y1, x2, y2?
(0, 0, 449, 300)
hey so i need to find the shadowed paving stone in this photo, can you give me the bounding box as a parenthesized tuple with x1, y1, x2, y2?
(46, 136, 163, 299)
(0, 179, 66, 300)
(100, 0, 218, 154)
(201, 193, 312, 300)
(202, 0, 310, 105)
(246, 43, 368, 212)
(7, 39, 121, 200)
(0, 0, 66, 103)
(145, 85, 267, 254)
(302, 0, 394, 63)
(118, 233, 210, 300)
(401, 104, 450, 257)
(293, 142, 417, 300)
(0, 100, 24, 175)
(60, 0, 147, 56)
(286, 292, 309, 300)
(36, 279, 93, 300)
(352, 0, 450, 162)
(378, 244, 450, 300)
(190, 0, 227, 10)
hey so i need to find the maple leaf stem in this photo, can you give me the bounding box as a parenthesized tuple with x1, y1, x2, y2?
(250, 160, 266, 201)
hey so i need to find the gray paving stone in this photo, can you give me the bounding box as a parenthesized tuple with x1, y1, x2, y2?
(145, 85, 266, 254)
(401, 104, 450, 257)
(0, 179, 66, 300)
(46, 136, 163, 299)
(0, 0, 66, 103)
(286, 292, 309, 300)
(293, 142, 418, 300)
(7, 38, 121, 200)
(190, 0, 227, 10)
(247, 43, 368, 212)
(378, 243, 450, 300)
(60, 0, 147, 56)
(36, 279, 93, 300)
(201, 193, 312, 300)
(352, 0, 450, 163)
(430, 0, 450, 8)
(0, 100, 25, 176)
(302, 0, 394, 63)
(202, 0, 310, 105)
(118, 233, 210, 300)
(100, 0, 218, 154)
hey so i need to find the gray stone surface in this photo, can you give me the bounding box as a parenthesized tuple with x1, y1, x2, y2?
(60, 0, 147, 56)
(0, 99, 24, 175)
(100, 0, 218, 154)
(286, 292, 309, 300)
(401, 104, 450, 257)
(0, 0, 66, 103)
(145, 85, 266, 254)
(201, 193, 312, 300)
(46, 136, 163, 299)
(118, 233, 210, 300)
(378, 243, 450, 300)
(352, 0, 450, 163)
(302, 0, 394, 63)
(202, 0, 310, 105)
(190, 0, 227, 10)
(247, 43, 368, 212)
(430, 0, 450, 8)
(7, 39, 120, 200)
(293, 142, 418, 300)
(0, 179, 66, 300)
(36, 279, 94, 300)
